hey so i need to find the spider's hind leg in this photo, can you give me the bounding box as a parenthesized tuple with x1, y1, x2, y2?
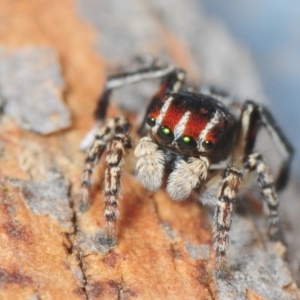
(81, 116, 130, 209)
(104, 132, 131, 244)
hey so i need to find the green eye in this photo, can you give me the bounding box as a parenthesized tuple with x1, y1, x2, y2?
(162, 126, 171, 135)
(158, 125, 174, 143)
(177, 135, 197, 152)
(182, 136, 192, 143)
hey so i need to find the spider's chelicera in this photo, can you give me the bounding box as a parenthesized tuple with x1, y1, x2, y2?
(81, 62, 293, 268)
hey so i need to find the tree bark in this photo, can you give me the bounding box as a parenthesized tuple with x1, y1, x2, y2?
(0, 0, 299, 299)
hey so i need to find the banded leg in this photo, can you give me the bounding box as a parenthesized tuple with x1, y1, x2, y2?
(104, 134, 131, 243)
(214, 167, 242, 268)
(238, 100, 293, 191)
(81, 63, 183, 150)
(95, 64, 177, 122)
(244, 153, 279, 238)
(81, 116, 130, 206)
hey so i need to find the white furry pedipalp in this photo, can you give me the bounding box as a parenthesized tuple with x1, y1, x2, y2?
(134, 137, 165, 191)
(167, 156, 209, 200)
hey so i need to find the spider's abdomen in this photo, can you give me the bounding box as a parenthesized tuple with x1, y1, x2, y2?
(147, 92, 236, 163)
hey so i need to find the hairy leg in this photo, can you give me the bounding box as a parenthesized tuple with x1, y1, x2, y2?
(238, 100, 293, 191)
(244, 152, 279, 238)
(104, 133, 131, 243)
(81, 116, 130, 206)
(213, 167, 242, 268)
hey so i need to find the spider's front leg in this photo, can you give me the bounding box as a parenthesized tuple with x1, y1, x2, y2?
(80, 63, 184, 150)
(214, 167, 242, 268)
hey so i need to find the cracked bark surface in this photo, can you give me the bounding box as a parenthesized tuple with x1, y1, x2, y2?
(0, 0, 299, 299)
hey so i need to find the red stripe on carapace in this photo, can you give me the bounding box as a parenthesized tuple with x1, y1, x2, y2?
(183, 109, 216, 139)
(160, 104, 185, 130)
(204, 130, 216, 143)
(149, 108, 161, 120)
(205, 119, 225, 142)
(149, 94, 169, 120)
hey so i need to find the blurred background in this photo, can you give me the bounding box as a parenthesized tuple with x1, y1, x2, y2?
(201, 0, 300, 176)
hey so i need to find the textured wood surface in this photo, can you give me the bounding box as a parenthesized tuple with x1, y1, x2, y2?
(0, 0, 299, 299)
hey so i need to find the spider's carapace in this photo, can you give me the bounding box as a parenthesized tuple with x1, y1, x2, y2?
(147, 92, 236, 163)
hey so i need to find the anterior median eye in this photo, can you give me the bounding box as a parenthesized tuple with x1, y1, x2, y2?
(202, 140, 215, 151)
(146, 115, 156, 127)
(157, 125, 174, 143)
(177, 135, 197, 152)
(182, 136, 192, 143)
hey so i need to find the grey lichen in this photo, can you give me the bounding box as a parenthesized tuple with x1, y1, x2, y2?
(0, 46, 71, 134)
(185, 242, 210, 260)
(217, 217, 299, 300)
(10, 171, 73, 230)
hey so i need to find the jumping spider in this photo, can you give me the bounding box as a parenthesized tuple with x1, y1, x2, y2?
(81, 62, 293, 267)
